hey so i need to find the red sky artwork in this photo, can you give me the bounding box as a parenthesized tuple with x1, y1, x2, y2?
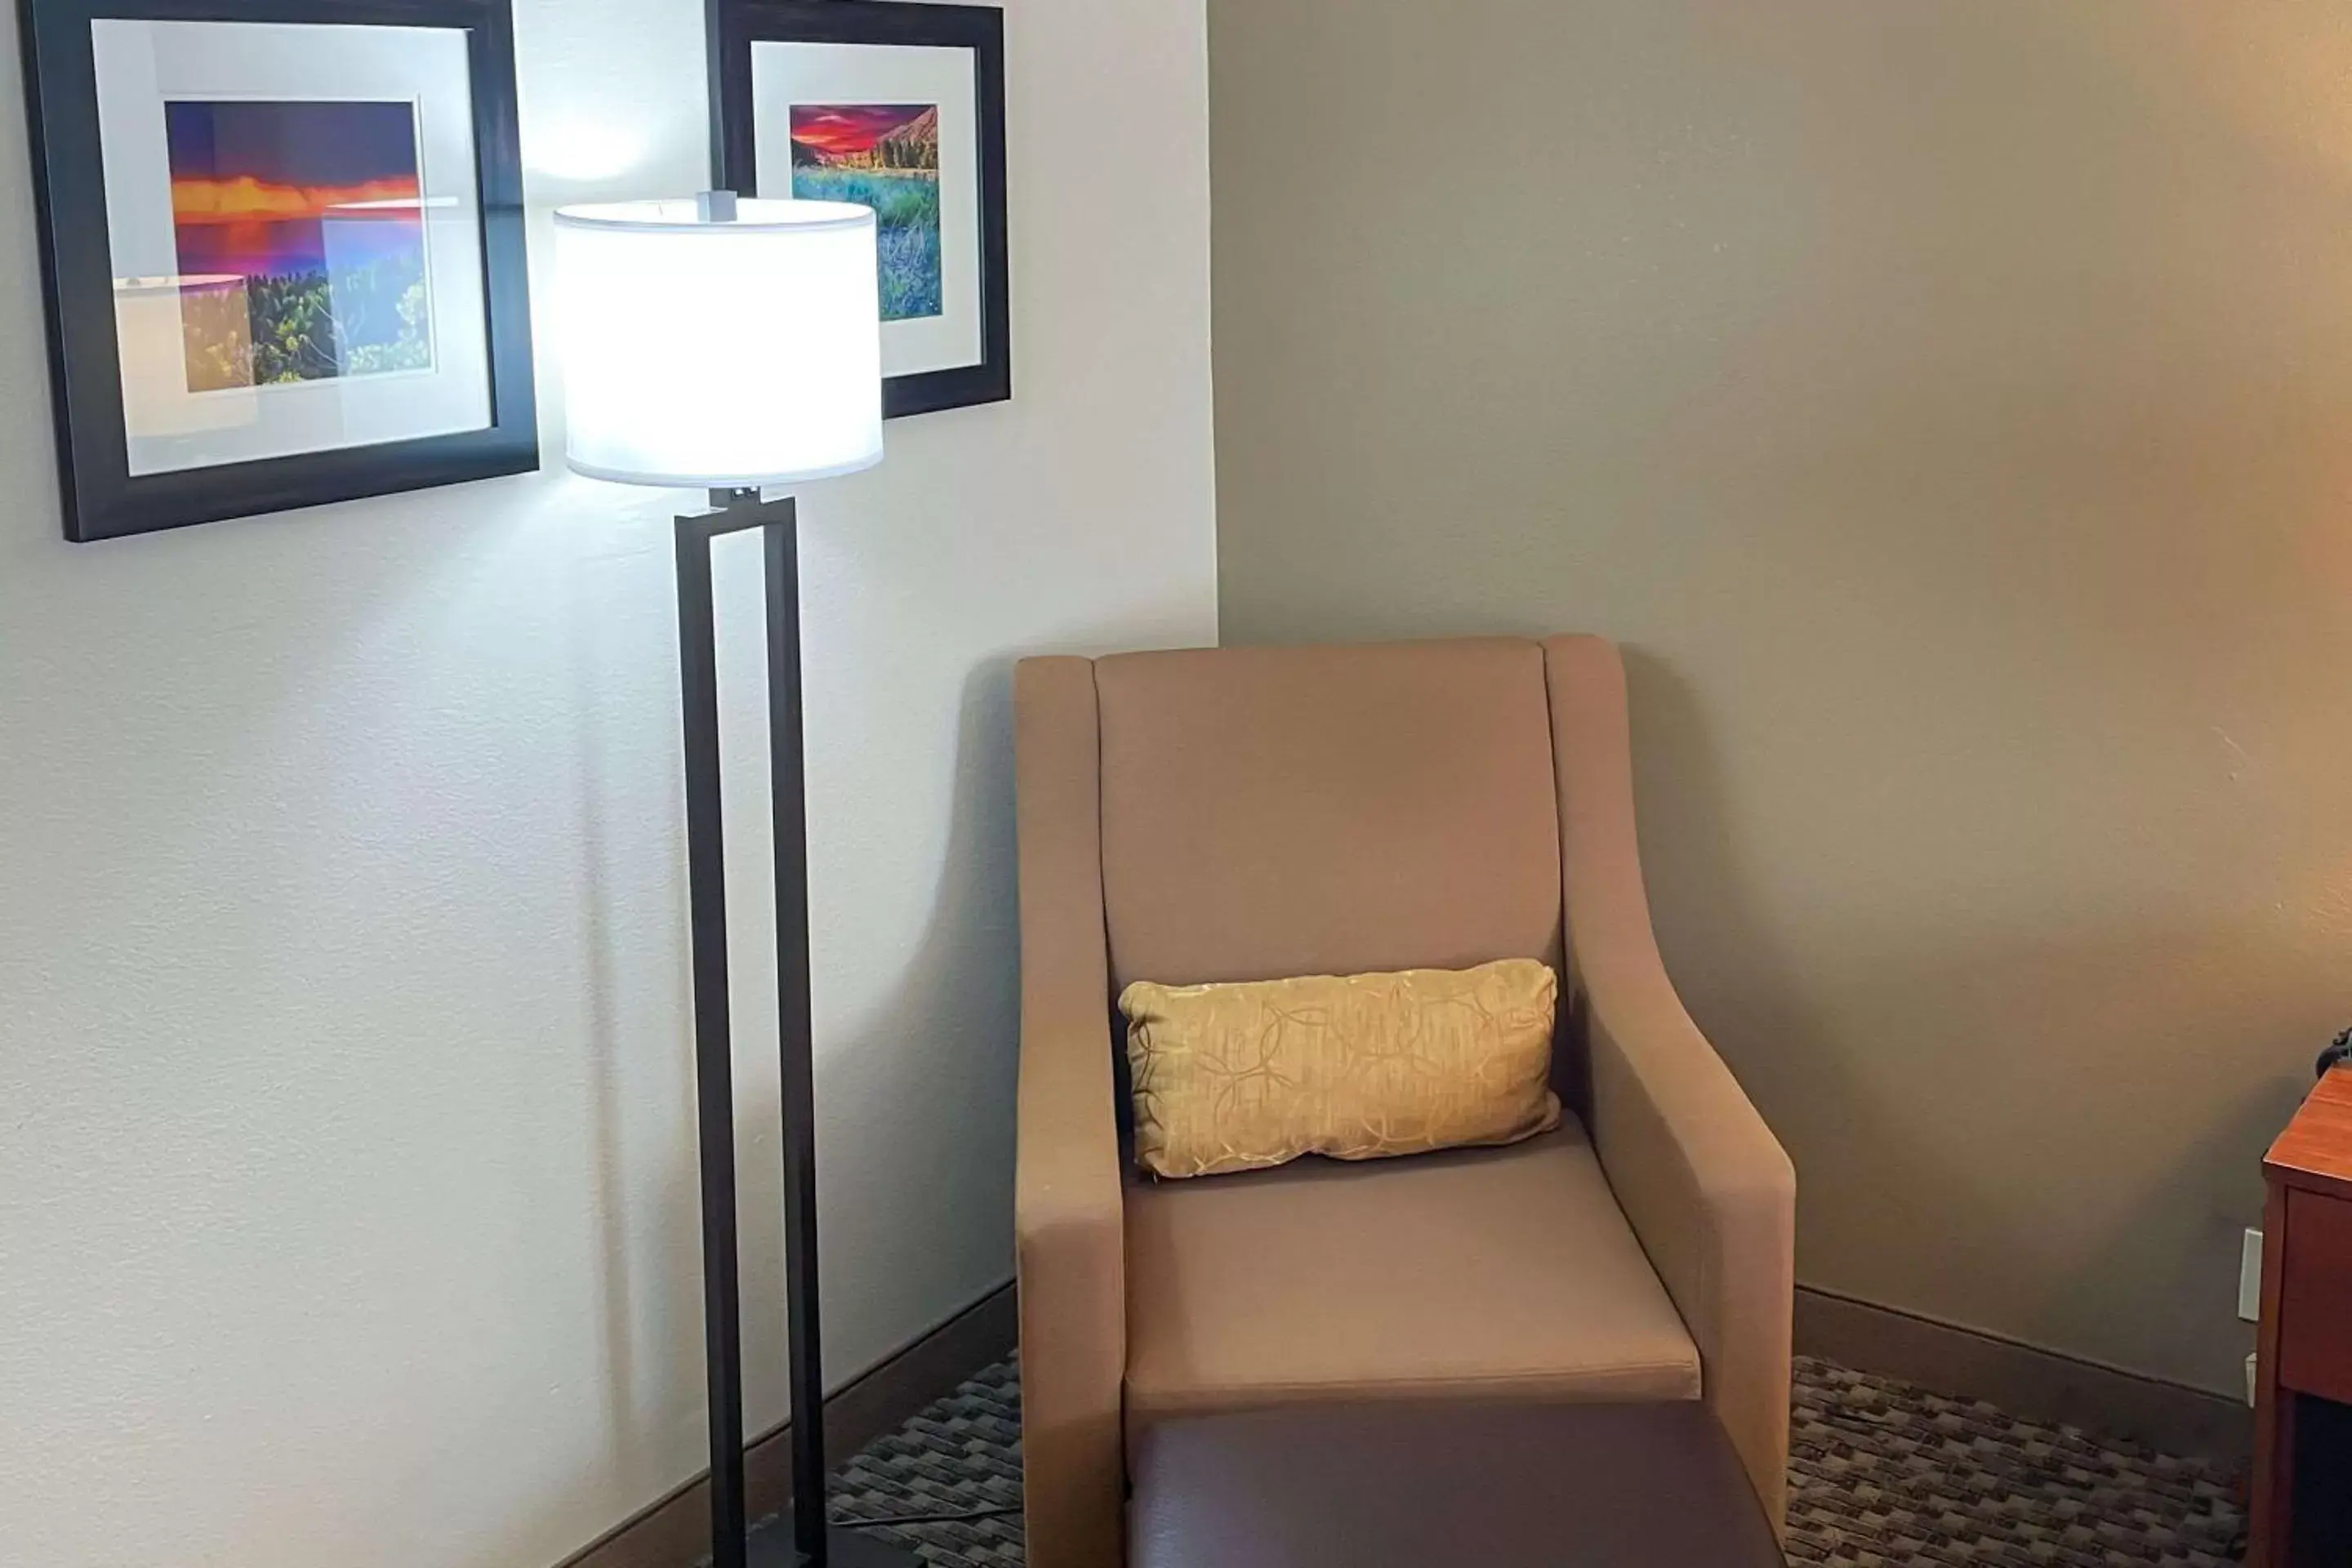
(789, 103, 931, 159)
(165, 100, 423, 278)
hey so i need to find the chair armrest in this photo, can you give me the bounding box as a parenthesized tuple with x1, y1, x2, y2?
(1544, 635, 1797, 1537)
(1014, 656, 1128, 1568)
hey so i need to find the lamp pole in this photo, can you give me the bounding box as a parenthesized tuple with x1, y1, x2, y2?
(675, 489, 911, 1568)
(549, 193, 903, 1568)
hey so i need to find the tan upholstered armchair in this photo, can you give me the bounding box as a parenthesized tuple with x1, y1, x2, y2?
(1013, 636, 1795, 1567)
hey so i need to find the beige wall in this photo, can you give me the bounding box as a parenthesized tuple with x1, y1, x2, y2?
(1211, 0, 2352, 1396)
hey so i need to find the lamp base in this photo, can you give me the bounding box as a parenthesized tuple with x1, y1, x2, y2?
(744, 1514, 928, 1568)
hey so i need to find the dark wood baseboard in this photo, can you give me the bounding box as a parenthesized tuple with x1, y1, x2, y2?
(559, 1281, 1018, 1568)
(1796, 1284, 2253, 1468)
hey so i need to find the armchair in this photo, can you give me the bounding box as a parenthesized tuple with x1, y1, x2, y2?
(1013, 635, 1794, 1567)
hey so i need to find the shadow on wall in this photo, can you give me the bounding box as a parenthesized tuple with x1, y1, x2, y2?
(537, 646, 1022, 1568)
(1622, 647, 2321, 1398)
(564, 513, 700, 1537)
(728, 655, 1022, 1393)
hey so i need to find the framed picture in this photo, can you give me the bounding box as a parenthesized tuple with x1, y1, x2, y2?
(19, 0, 537, 543)
(711, 0, 1009, 421)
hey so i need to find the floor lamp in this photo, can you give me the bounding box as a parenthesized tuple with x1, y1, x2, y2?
(551, 194, 914, 1568)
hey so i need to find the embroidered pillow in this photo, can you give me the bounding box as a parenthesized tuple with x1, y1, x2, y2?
(1119, 959, 1561, 1180)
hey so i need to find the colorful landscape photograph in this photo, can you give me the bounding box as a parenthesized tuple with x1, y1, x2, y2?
(165, 99, 431, 392)
(790, 102, 942, 321)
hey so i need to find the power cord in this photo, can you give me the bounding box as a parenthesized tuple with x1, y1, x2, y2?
(2321, 1028, 2352, 1080)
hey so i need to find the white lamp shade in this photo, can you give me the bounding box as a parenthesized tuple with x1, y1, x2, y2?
(553, 199, 884, 488)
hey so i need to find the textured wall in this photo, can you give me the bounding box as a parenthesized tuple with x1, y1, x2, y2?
(0, 2, 1216, 1563)
(1211, 0, 2352, 1396)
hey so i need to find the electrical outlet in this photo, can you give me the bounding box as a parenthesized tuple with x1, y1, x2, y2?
(2240, 1228, 2264, 1322)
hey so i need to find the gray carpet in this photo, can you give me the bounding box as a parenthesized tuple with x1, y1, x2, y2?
(799, 1356, 2246, 1565)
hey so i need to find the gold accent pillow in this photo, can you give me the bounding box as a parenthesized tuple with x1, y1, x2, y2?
(1120, 959, 1561, 1180)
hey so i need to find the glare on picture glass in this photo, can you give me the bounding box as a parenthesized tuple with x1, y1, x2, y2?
(163, 97, 434, 393)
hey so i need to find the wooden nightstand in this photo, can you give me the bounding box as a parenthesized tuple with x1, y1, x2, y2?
(2252, 1068, 2352, 1567)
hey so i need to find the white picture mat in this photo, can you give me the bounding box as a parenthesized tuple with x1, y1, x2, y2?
(92, 19, 491, 475)
(751, 39, 982, 380)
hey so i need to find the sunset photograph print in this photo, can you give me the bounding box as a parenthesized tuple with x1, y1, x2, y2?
(165, 99, 431, 392)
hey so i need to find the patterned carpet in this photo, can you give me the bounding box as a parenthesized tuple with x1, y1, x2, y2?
(1785, 1359, 2240, 1566)
(796, 1356, 2246, 1566)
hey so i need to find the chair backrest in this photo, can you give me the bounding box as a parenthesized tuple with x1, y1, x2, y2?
(1092, 638, 1564, 993)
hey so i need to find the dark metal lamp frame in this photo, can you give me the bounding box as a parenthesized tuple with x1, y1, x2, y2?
(676, 490, 911, 1568)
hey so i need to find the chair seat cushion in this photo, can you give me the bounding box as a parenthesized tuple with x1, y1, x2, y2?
(1123, 1119, 1701, 1441)
(1130, 1400, 1784, 1568)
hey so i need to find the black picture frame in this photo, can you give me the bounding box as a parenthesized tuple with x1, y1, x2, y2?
(18, 0, 537, 543)
(710, 0, 1010, 421)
